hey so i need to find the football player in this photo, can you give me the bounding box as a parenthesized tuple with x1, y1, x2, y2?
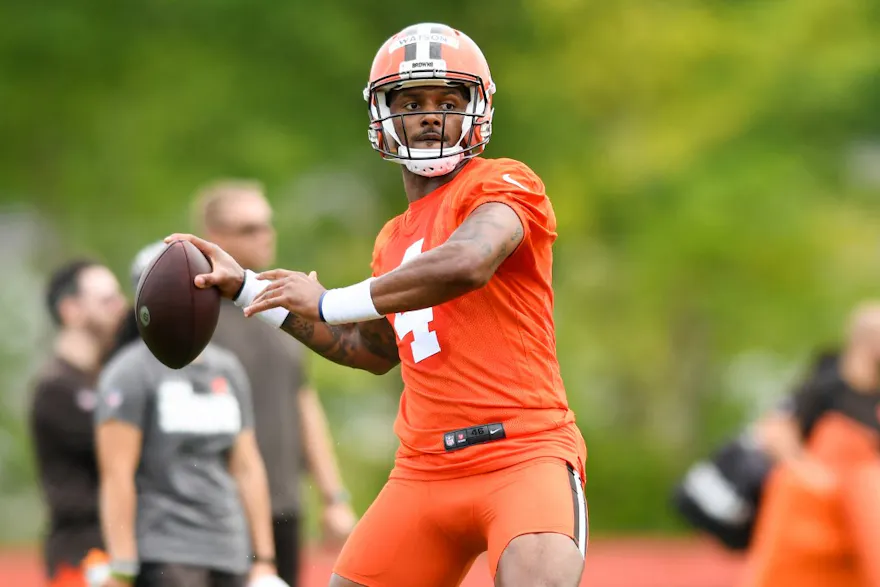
(168, 22, 588, 587)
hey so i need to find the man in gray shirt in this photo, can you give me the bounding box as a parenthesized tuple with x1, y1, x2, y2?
(192, 180, 355, 587)
(93, 243, 278, 587)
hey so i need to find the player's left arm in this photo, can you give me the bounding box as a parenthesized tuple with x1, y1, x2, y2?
(369, 202, 524, 313)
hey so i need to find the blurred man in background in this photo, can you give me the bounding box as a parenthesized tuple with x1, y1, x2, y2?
(192, 180, 355, 587)
(95, 241, 278, 587)
(29, 260, 127, 586)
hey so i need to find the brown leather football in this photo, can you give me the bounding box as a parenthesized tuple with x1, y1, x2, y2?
(134, 240, 221, 369)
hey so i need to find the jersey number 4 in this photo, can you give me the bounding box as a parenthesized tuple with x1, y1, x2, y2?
(393, 239, 441, 363)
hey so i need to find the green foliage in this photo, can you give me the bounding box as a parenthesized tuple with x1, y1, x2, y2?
(1, 0, 880, 539)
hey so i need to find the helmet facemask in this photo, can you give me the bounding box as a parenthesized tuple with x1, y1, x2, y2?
(366, 71, 495, 177)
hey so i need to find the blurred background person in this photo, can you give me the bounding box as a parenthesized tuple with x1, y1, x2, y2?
(94, 242, 279, 587)
(28, 260, 127, 586)
(732, 303, 880, 586)
(192, 180, 355, 586)
(672, 349, 839, 552)
(752, 303, 880, 467)
(673, 302, 878, 557)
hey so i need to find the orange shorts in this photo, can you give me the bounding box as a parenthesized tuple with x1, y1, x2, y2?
(333, 456, 588, 587)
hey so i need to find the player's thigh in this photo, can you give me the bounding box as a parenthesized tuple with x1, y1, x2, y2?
(332, 478, 478, 587)
(496, 533, 584, 587)
(481, 458, 588, 583)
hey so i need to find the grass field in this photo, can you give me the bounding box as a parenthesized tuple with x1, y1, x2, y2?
(0, 537, 745, 587)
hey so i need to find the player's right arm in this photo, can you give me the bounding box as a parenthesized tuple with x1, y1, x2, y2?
(281, 312, 400, 375)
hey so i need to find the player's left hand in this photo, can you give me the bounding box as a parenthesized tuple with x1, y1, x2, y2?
(244, 270, 325, 322)
(322, 500, 357, 546)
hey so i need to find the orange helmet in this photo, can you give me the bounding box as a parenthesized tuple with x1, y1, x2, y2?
(363, 23, 496, 177)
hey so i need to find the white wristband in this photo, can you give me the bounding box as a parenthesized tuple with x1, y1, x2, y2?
(319, 278, 382, 325)
(233, 269, 289, 328)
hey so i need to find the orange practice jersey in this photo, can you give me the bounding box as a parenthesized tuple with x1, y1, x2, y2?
(371, 157, 587, 481)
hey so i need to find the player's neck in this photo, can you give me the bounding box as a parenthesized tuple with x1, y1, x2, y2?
(401, 162, 469, 204)
(55, 328, 103, 374)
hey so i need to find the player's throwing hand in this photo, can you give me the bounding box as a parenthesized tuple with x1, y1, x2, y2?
(164, 233, 246, 299)
(244, 270, 326, 322)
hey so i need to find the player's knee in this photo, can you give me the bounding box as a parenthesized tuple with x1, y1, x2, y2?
(496, 533, 584, 587)
(328, 573, 368, 587)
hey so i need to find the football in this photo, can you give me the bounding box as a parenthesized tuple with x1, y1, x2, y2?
(134, 239, 221, 369)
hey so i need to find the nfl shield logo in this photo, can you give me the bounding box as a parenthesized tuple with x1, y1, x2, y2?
(444, 434, 455, 448)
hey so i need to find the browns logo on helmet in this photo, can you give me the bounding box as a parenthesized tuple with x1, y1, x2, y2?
(364, 23, 496, 177)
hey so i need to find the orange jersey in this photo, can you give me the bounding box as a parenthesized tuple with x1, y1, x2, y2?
(371, 157, 586, 481)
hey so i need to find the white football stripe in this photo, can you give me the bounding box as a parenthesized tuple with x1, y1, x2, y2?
(572, 468, 587, 558)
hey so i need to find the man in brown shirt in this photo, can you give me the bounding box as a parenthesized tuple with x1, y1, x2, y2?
(192, 180, 355, 587)
(29, 259, 128, 585)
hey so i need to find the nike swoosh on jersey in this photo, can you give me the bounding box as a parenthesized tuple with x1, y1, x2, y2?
(502, 173, 527, 191)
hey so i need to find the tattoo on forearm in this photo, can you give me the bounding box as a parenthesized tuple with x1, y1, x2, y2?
(281, 312, 314, 341)
(282, 314, 356, 364)
(358, 320, 400, 362)
(281, 313, 399, 368)
(315, 324, 361, 365)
